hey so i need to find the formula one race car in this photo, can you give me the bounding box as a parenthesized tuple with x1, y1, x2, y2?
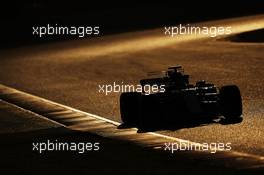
(120, 65, 242, 129)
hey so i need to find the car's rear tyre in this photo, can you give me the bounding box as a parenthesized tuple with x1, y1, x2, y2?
(138, 94, 159, 130)
(220, 85, 242, 120)
(120, 92, 141, 126)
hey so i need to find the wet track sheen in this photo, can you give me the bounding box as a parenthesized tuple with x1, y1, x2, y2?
(0, 15, 263, 157)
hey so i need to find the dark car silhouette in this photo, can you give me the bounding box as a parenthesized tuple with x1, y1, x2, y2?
(120, 65, 242, 129)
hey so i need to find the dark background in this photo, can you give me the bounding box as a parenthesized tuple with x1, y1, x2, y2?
(0, 1, 263, 48)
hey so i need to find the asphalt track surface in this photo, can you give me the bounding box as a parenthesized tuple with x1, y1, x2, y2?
(0, 15, 263, 158)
